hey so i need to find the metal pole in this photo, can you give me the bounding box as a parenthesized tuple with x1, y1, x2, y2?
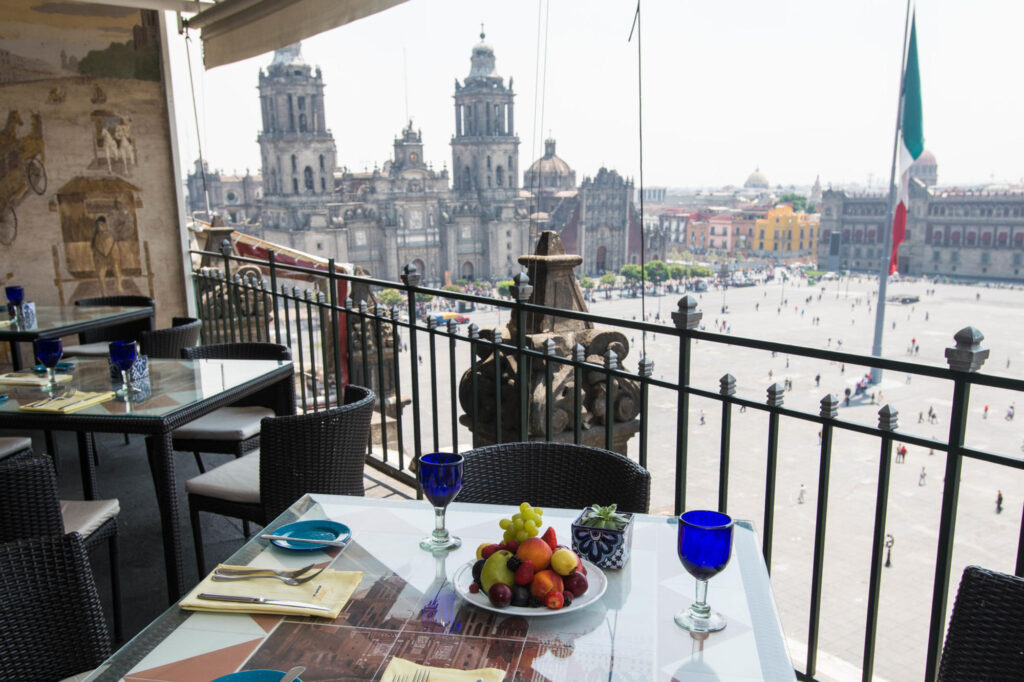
(870, 0, 914, 384)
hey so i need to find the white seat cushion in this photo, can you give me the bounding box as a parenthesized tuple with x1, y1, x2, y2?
(186, 451, 260, 504)
(61, 342, 112, 356)
(173, 406, 275, 441)
(60, 498, 119, 538)
(0, 436, 32, 459)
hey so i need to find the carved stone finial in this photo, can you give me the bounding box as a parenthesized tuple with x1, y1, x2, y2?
(672, 295, 703, 331)
(510, 271, 533, 301)
(878, 404, 899, 431)
(719, 374, 736, 396)
(401, 262, 421, 286)
(766, 383, 785, 407)
(516, 231, 589, 334)
(820, 394, 840, 419)
(944, 326, 989, 372)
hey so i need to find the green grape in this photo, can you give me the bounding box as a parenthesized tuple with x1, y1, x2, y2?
(524, 519, 538, 534)
(499, 518, 512, 530)
(514, 529, 529, 543)
(512, 516, 524, 530)
(527, 512, 542, 525)
(503, 529, 515, 542)
(534, 508, 543, 517)
(519, 502, 531, 514)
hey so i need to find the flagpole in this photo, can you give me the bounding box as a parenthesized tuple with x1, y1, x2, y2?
(869, 0, 914, 384)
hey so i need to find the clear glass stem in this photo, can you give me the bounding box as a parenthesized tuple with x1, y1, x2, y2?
(690, 579, 711, 620)
(432, 506, 450, 544)
(121, 369, 131, 394)
(46, 366, 58, 393)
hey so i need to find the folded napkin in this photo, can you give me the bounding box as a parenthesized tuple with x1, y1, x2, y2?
(381, 657, 506, 682)
(18, 390, 115, 413)
(180, 563, 362, 618)
(0, 372, 73, 386)
(0, 319, 10, 328)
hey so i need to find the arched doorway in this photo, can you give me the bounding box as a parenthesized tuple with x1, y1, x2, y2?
(596, 246, 607, 273)
(412, 258, 426, 279)
(461, 261, 475, 281)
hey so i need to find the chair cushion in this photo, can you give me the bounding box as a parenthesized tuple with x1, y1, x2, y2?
(61, 342, 112, 356)
(60, 498, 120, 538)
(186, 451, 261, 504)
(0, 436, 32, 459)
(173, 406, 275, 441)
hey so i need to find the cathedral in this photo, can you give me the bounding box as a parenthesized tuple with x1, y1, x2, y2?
(188, 34, 641, 282)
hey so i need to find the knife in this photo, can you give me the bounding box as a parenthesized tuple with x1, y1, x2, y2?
(197, 592, 331, 612)
(261, 534, 351, 548)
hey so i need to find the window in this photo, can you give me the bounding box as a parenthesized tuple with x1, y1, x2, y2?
(319, 155, 325, 171)
(1014, 253, 1022, 266)
(292, 178, 298, 193)
(291, 155, 297, 172)
(316, 242, 323, 250)
(950, 251, 960, 263)
(321, 177, 326, 191)
(304, 167, 314, 191)
(981, 251, 991, 265)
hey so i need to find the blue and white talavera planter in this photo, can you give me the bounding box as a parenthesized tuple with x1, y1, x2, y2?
(570, 510, 634, 570)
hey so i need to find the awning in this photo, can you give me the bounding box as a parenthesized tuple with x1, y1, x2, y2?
(184, 0, 408, 69)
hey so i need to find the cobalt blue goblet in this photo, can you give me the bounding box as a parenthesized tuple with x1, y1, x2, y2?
(33, 337, 62, 395)
(108, 340, 138, 398)
(5, 285, 24, 323)
(418, 452, 463, 551)
(675, 510, 734, 633)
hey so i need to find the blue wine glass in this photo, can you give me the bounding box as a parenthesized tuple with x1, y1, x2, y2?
(418, 452, 463, 551)
(5, 285, 24, 323)
(33, 337, 62, 395)
(675, 510, 734, 633)
(109, 340, 138, 398)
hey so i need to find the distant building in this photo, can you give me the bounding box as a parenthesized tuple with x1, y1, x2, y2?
(744, 167, 770, 189)
(185, 160, 262, 225)
(754, 204, 818, 259)
(817, 151, 1024, 280)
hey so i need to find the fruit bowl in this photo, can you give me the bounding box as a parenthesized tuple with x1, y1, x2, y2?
(453, 558, 607, 617)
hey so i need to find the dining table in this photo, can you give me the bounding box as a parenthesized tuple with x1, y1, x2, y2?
(86, 494, 796, 681)
(0, 357, 295, 602)
(0, 304, 154, 370)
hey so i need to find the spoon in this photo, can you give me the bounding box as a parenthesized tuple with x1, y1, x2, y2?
(280, 666, 305, 682)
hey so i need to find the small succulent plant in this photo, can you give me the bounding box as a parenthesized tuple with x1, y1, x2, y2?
(579, 503, 630, 531)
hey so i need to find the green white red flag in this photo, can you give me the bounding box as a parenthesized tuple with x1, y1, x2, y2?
(891, 14, 924, 275)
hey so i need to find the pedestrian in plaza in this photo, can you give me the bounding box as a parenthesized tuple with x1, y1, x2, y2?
(815, 373, 820, 387)
(919, 467, 927, 486)
(984, 405, 989, 419)
(797, 484, 806, 504)
(840, 363, 845, 374)
(906, 373, 912, 384)
(700, 409, 706, 426)
(996, 490, 1004, 514)
(919, 411, 924, 423)
(1006, 404, 1015, 421)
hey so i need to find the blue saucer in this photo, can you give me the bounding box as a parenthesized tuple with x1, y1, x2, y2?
(32, 362, 74, 374)
(269, 520, 351, 551)
(212, 671, 302, 682)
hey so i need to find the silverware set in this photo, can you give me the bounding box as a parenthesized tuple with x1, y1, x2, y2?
(392, 670, 431, 682)
(212, 563, 327, 585)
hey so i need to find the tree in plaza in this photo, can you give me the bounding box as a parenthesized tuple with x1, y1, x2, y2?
(496, 280, 514, 297)
(579, 276, 595, 290)
(619, 263, 644, 283)
(645, 260, 669, 284)
(377, 288, 403, 306)
(689, 265, 714, 277)
(777, 193, 809, 213)
(442, 284, 462, 293)
(669, 263, 688, 281)
(599, 272, 617, 287)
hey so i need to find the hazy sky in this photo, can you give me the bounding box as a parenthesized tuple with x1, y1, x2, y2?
(173, 0, 1024, 190)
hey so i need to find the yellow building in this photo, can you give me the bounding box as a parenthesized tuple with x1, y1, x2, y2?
(754, 204, 819, 259)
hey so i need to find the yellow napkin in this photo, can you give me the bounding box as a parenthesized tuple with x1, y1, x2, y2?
(19, 390, 115, 413)
(381, 657, 505, 682)
(0, 372, 73, 386)
(179, 563, 362, 618)
(0, 319, 11, 328)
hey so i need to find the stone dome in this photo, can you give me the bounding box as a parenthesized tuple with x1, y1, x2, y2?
(467, 32, 499, 81)
(744, 167, 769, 189)
(271, 43, 305, 66)
(524, 139, 575, 191)
(913, 149, 937, 166)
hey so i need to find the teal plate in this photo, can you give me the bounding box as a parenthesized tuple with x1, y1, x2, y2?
(269, 519, 351, 551)
(213, 671, 302, 682)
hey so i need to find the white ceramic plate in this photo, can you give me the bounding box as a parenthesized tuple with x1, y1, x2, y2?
(452, 558, 607, 616)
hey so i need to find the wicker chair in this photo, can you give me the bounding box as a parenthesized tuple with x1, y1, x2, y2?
(0, 533, 111, 681)
(937, 565, 1024, 680)
(174, 342, 292, 473)
(186, 384, 375, 574)
(62, 295, 155, 356)
(0, 435, 32, 461)
(138, 316, 201, 359)
(458, 442, 652, 514)
(0, 453, 122, 642)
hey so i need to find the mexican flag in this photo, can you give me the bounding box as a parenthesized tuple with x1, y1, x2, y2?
(891, 14, 924, 275)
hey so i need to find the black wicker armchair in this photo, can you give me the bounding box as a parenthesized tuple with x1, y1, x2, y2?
(174, 342, 292, 473)
(458, 442, 652, 514)
(0, 435, 32, 461)
(187, 384, 376, 574)
(63, 295, 155, 356)
(138, 316, 201, 358)
(0, 534, 111, 681)
(937, 565, 1024, 680)
(0, 453, 122, 641)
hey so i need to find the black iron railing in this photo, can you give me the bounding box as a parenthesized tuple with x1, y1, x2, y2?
(190, 245, 1024, 682)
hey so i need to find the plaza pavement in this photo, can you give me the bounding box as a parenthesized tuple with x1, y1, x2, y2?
(393, 275, 1023, 681)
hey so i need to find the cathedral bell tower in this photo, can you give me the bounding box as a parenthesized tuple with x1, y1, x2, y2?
(451, 30, 519, 201)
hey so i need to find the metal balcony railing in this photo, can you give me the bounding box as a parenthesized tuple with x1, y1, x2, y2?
(190, 244, 1024, 682)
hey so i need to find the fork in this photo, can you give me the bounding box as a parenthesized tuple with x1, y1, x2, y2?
(214, 562, 317, 579)
(211, 564, 327, 586)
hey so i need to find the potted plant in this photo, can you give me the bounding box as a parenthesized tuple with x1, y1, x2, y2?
(571, 503, 635, 569)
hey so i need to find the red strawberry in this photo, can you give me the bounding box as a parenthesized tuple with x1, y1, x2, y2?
(514, 559, 535, 586)
(541, 527, 557, 550)
(544, 589, 565, 610)
(480, 543, 501, 560)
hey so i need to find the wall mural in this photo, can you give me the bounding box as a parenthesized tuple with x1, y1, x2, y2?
(0, 1, 183, 317)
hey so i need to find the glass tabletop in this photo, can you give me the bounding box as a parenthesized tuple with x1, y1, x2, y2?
(87, 495, 795, 681)
(0, 305, 150, 336)
(0, 358, 290, 419)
